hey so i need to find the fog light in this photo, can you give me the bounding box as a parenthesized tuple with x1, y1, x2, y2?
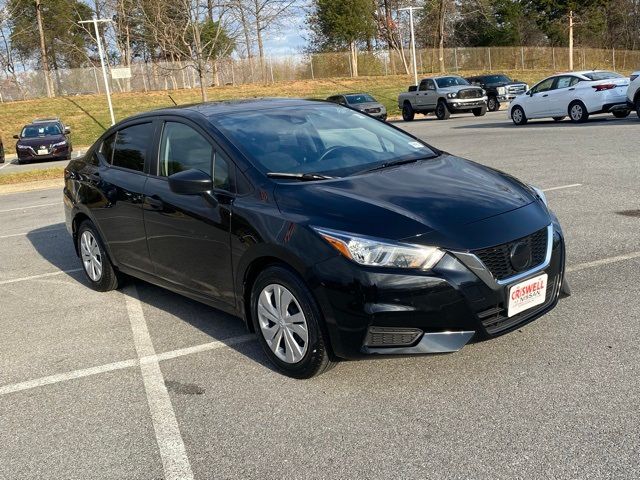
(364, 327, 422, 347)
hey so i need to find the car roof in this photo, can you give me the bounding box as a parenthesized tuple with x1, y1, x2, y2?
(421, 75, 464, 81)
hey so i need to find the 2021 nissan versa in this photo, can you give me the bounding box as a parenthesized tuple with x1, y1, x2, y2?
(64, 99, 567, 378)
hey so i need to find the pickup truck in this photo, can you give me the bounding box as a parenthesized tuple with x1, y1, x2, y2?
(398, 76, 487, 121)
(466, 74, 529, 111)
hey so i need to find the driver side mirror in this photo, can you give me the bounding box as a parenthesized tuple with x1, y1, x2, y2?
(168, 168, 212, 195)
(527, 90, 533, 96)
(13, 134, 19, 139)
(64, 127, 71, 134)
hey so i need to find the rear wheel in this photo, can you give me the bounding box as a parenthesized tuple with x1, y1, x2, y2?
(435, 100, 450, 120)
(77, 220, 120, 292)
(613, 110, 630, 118)
(511, 105, 527, 125)
(487, 96, 500, 111)
(473, 106, 487, 117)
(402, 102, 415, 122)
(569, 101, 589, 123)
(251, 265, 335, 378)
(635, 96, 640, 119)
(553, 116, 565, 122)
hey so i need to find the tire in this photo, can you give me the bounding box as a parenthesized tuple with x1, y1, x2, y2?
(435, 100, 450, 120)
(553, 116, 565, 122)
(635, 96, 640, 119)
(473, 106, 487, 117)
(401, 102, 415, 122)
(251, 265, 335, 379)
(511, 105, 527, 125)
(77, 220, 120, 292)
(568, 101, 589, 123)
(612, 110, 630, 118)
(487, 96, 500, 112)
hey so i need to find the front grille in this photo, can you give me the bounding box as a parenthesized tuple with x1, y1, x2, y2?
(365, 107, 381, 113)
(364, 327, 422, 347)
(478, 275, 560, 335)
(473, 228, 548, 281)
(507, 84, 527, 95)
(457, 88, 483, 99)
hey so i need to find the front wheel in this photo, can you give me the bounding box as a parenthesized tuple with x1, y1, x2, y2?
(435, 100, 450, 120)
(402, 102, 415, 122)
(487, 96, 500, 111)
(635, 97, 640, 119)
(251, 265, 335, 378)
(511, 105, 528, 125)
(569, 101, 589, 123)
(613, 110, 630, 118)
(77, 220, 120, 292)
(473, 106, 487, 117)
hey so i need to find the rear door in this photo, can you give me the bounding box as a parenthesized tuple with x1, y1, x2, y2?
(142, 118, 235, 307)
(91, 121, 156, 273)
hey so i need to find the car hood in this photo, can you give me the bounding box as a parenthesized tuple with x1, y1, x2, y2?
(439, 86, 482, 94)
(486, 81, 526, 87)
(274, 155, 547, 250)
(18, 135, 66, 147)
(352, 102, 385, 111)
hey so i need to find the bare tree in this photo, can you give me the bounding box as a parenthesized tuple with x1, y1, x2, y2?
(34, 0, 52, 96)
(374, 0, 409, 74)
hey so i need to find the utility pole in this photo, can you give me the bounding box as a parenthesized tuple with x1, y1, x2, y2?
(569, 10, 574, 71)
(79, 18, 115, 125)
(400, 6, 423, 86)
(35, 0, 53, 98)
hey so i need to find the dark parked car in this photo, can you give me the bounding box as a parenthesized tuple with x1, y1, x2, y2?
(0, 135, 4, 164)
(466, 74, 529, 111)
(326, 93, 387, 120)
(64, 99, 568, 378)
(14, 120, 72, 164)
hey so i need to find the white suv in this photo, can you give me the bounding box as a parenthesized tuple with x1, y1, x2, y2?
(626, 71, 640, 118)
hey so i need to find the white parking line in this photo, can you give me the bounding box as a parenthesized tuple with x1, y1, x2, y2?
(0, 202, 60, 214)
(0, 162, 11, 170)
(124, 284, 195, 480)
(0, 226, 66, 240)
(567, 251, 640, 273)
(0, 268, 82, 285)
(542, 183, 582, 192)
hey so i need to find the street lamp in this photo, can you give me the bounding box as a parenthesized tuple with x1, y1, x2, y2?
(399, 6, 424, 86)
(79, 18, 115, 126)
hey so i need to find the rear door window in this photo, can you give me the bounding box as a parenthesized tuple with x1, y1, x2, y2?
(112, 123, 153, 172)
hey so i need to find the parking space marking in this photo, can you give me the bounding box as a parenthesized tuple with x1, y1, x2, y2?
(0, 202, 60, 214)
(0, 359, 138, 396)
(0, 162, 11, 171)
(124, 284, 195, 480)
(0, 226, 66, 240)
(542, 183, 582, 192)
(0, 268, 82, 285)
(567, 250, 640, 273)
(153, 334, 255, 363)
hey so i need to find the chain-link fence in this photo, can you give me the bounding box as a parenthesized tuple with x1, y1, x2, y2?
(1, 46, 639, 102)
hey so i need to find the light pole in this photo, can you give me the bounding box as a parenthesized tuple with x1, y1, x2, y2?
(79, 18, 115, 125)
(400, 6, 423, 86)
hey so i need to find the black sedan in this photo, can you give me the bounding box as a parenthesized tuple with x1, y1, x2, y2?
(63, 99, 567, 378)
(15, 121, 72, 164)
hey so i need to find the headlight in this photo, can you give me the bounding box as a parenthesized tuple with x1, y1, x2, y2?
(497, 86, 506, 95)
(312, 227, 444, 270)
(529, 185, 548, 206)
(51, 141, 67, 148)
(446, 92, 457, 99)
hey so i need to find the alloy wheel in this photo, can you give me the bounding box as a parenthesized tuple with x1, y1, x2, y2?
(80, 230, 103, 282)
(512, 108, 523, 124)
(570, 104, 583, 121)
(257, 284, 309, 364)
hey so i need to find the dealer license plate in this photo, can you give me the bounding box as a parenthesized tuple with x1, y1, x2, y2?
(37, 149, 48, 155)
(507, 273, 548, 317)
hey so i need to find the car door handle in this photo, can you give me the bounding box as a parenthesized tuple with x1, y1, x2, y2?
(542, 94, 549, 97)
(568, 88, 575, 91)
(145, 196, 164, 211)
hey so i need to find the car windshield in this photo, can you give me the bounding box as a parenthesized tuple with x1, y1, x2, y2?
(435, 76, 469, 88)
(345, 94, 376, 104)
(21, 123, 61, 138)
(583, 71, 624, 81)
(213, 104, 437, 177)
(482, 75, 512, 84)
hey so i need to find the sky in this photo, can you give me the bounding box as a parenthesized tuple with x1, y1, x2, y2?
(262, 14, 308, 56)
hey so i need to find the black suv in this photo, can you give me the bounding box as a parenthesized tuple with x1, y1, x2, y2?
(466, 74, 529, 111)
(14, 119, 72, 164)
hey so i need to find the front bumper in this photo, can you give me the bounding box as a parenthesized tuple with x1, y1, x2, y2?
(310, 223, 565, 359)
(17, 145, 70, 161)
(447, 97, 488, 111)
(497, 95, 517, 102)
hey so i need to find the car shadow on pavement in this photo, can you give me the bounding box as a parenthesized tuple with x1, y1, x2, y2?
(451, 116, 639, 129)
(26, 223, 276, 373)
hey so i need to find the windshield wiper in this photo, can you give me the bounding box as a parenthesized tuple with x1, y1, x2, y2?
(267, 172, 335, 181)
(358, 156, 432, 174)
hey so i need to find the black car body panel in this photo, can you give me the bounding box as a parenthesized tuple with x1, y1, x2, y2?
(64, 98, 566, 361)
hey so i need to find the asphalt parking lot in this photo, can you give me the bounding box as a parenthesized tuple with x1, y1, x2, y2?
(1, 111, 639, 479)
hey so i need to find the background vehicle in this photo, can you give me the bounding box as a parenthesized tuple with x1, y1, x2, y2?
(64, 99, 566, 378)
(466, 74, 528, 111)
(398, 76, 487, 121)
(14, 120, 72, 164)
(0, 135, 4, 164)
(626, 71, 640, 118)
(326, 93, 387, 120)
(509, 70, 630, 125)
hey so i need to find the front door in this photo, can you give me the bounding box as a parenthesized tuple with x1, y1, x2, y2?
(527, 77, 556, 117)
(143, 120, 235, 307)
